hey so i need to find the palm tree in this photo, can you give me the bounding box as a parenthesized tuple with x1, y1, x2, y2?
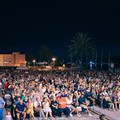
(68, 32, 95, 68)
(38, 45, 52, 61)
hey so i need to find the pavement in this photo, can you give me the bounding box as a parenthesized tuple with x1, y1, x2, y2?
(5, 106, 120, 120)
(33, 112, 100, 120)
(89, 106, 120, 120)
(3, 108, 99, 120)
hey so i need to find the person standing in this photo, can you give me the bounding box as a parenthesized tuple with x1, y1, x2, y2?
(0, 91, 5, 120)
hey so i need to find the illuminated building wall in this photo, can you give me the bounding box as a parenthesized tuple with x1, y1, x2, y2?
(0, 52, 26, 66)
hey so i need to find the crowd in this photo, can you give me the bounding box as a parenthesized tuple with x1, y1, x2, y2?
(0, 68, 120, 120)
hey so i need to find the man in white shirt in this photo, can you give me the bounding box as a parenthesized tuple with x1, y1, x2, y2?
(66, 95, 81, 117)
(33, 98, 45, 119)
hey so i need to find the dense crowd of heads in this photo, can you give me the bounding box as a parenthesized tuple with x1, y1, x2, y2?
(0, 69, 120, 119)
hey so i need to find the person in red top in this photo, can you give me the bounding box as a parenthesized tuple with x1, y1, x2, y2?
(56, 93, 60, 100)
(4, 81, 8, 89)
(57, 95, 70, 118)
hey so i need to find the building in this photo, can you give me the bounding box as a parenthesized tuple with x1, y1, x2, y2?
(0, 52, 26, 67)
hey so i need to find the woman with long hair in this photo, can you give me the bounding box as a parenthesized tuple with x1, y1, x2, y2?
(42, 97, 53, 120)
(26, 98, 34, 119)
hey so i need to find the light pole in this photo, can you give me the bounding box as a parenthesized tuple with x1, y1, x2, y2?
(52, 57, 56, 68)
(90, 61, 93, 70)
(25, 61, 27, 66)
(101, 52, 103, 71)
(95, 52, 97, 70)
(108, 51, 111, 71)
(33, 60, 36, 66)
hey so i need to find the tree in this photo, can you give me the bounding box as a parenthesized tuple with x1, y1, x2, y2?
(68, 32, 95, 68)
(26, 54, 35, 62)
(38, 45, 52, 61)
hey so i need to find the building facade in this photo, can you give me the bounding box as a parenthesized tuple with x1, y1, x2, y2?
(0, 52, 26, 66)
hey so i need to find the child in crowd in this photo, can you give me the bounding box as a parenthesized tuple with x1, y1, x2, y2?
(5, 110, 12, 120)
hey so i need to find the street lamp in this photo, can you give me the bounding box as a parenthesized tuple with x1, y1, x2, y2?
(33, 60, 36, 66)
(90, 61, 93, 70)
(63, 64, 65, 68)
(25, 61, 27, 66)
(52, 57, 56, 62)
(52, 57, 56, 68)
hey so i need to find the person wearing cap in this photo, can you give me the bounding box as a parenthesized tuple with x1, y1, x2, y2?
(57, 95, 70, 118)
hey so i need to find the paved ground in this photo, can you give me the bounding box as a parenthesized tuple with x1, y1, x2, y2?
(3, 108, 99, 120)
(90, 106, 120, 120)
(54, 114, 99, 120)
(33, 112, 100, 120)
(6, 106, 120, 120)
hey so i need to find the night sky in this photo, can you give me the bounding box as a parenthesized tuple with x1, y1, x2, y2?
(0, 0, 120, 60)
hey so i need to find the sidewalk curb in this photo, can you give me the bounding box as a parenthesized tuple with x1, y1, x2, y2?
(89, 107, 114, 120)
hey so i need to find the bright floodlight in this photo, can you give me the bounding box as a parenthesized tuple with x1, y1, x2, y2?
(89, 61, 92, 64)
(33, 60, 36, 63)
(52, 57, 56, 61)
(63, 64, 65, 67)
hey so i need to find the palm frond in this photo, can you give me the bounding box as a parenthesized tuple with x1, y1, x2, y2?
(68, 32, 96, 60)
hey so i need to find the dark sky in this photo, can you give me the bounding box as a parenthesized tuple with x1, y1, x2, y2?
(0, 0, 120, 60)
